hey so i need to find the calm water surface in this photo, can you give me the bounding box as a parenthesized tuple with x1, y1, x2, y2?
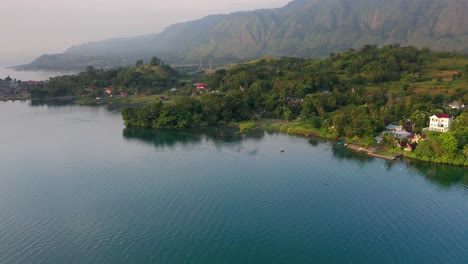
(0, 66, 71, 81)
(0, 101, 467, 264)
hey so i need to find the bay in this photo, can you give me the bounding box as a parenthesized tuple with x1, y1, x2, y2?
(0, 66, 72, 81)
(0, 101, 467, 263)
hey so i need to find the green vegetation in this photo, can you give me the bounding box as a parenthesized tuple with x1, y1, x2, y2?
(237, 121, 257, 135)
(121, 46, 467, 165)
(29, 46, 467, 165)
(405, 111, 468, 166)
(30, 57, 180, 99)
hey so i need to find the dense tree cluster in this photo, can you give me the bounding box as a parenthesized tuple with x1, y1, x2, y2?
(122, 46, 467, 165)
(122, 91, 252, 128)
(406, 111, 468, 165)
(30, 57, 179, 98)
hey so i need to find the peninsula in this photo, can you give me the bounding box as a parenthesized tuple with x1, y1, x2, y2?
(26, 46, 468, 166)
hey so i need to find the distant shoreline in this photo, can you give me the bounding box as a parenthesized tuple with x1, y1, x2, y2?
(0, 66, 67, 81)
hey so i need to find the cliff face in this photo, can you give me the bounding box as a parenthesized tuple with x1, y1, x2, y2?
(21, 0, 468, 70)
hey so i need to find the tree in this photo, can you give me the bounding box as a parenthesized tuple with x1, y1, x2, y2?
(135, 59, 144, 67)
(439, 132, 458, 155)
(414, 139, 434, 158)
(410, 110, 428, 132)
(150, 56, 162, 66)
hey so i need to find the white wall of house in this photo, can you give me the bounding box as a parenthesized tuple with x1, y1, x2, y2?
(428, 115, 452, 132)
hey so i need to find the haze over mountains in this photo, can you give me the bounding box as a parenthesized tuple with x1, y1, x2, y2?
(19, 0, 468, 71)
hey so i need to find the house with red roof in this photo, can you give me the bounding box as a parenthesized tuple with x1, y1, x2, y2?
(404, 143, 418, 152)
(428, 114, 453, 132)
(195, 83, 207, 90)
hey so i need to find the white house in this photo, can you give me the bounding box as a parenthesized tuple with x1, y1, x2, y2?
(428, 114, 453, 132)
(447, 101, 465, 110)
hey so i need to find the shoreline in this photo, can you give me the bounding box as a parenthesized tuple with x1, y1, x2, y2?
(2, 98, 465, 166)
(251, 122, 468, 165)
(345, 144, 403, 161)
(236, 120, 404, 161)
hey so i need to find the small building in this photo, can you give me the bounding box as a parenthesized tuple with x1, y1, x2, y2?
(120, 92, 129, 98)
(404, 143, 417, 152)
(447, 101, 465, 110)
(386, 124, 404, 132)
(27, 81, 42, 86)
(406, 134, 424, 144)
(195, 83, 207, 90)
(428, 114, 453, 133)
(389, 131, 412, 139)
(170, 88, 178, 92)
(104, 87, 115, 95)
(382, 123, 411, 140)
(374, 135, 383, 144)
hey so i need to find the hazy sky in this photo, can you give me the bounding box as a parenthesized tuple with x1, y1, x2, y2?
(1, 0, 291, 64)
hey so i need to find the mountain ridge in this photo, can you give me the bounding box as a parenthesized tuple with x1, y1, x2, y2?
(17, 0, 468, 71)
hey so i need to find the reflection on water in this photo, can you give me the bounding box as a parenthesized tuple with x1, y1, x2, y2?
(330, 142, 467, 189)
(331, 144, 373, 165)
(15, 98, 468, 191)
(123, 126, 266, 149)
(331, 143, 467, 189)
(29, 99, 124, 112)
(30, 98, 77, 107)
(123, 125, 467, 190)
(2, 100, 467, 263)
(405, 160, 468, 189)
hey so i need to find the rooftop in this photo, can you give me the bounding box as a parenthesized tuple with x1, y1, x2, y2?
(434, 114, 452, 119)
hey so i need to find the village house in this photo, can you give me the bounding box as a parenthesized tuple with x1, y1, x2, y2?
(384, 123, 412, 139)
(404, 143, 417, 152)
(385, 124, 404, 132)
(428, 114, 453, 133)
(282, 97, 304, 106)
(406, 134, 424, 144)
(195, 83, 207, 90)
(447, 101, 465, 110)
(104, 87, 115, 96)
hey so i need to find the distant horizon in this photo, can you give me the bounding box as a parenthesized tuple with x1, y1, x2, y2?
(0, 0, 291, 65)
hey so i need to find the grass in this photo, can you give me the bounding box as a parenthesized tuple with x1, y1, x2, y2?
(237, 121, 257, 134)
(376, 149, 402, 156)
(263, 121, 340, 139)
(360, 57, 467, 96)
(76, 94, 176, 106)
(120, 95, 175, 105)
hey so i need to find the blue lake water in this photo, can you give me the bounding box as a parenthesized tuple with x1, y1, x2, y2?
(0, 101, 467, 263)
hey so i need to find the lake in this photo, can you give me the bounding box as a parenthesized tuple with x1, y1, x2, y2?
(0, 100, 467, 264)
(0, 66, 72, 81)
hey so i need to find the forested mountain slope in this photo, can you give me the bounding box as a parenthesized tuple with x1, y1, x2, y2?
(19, 0, 468, 71)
